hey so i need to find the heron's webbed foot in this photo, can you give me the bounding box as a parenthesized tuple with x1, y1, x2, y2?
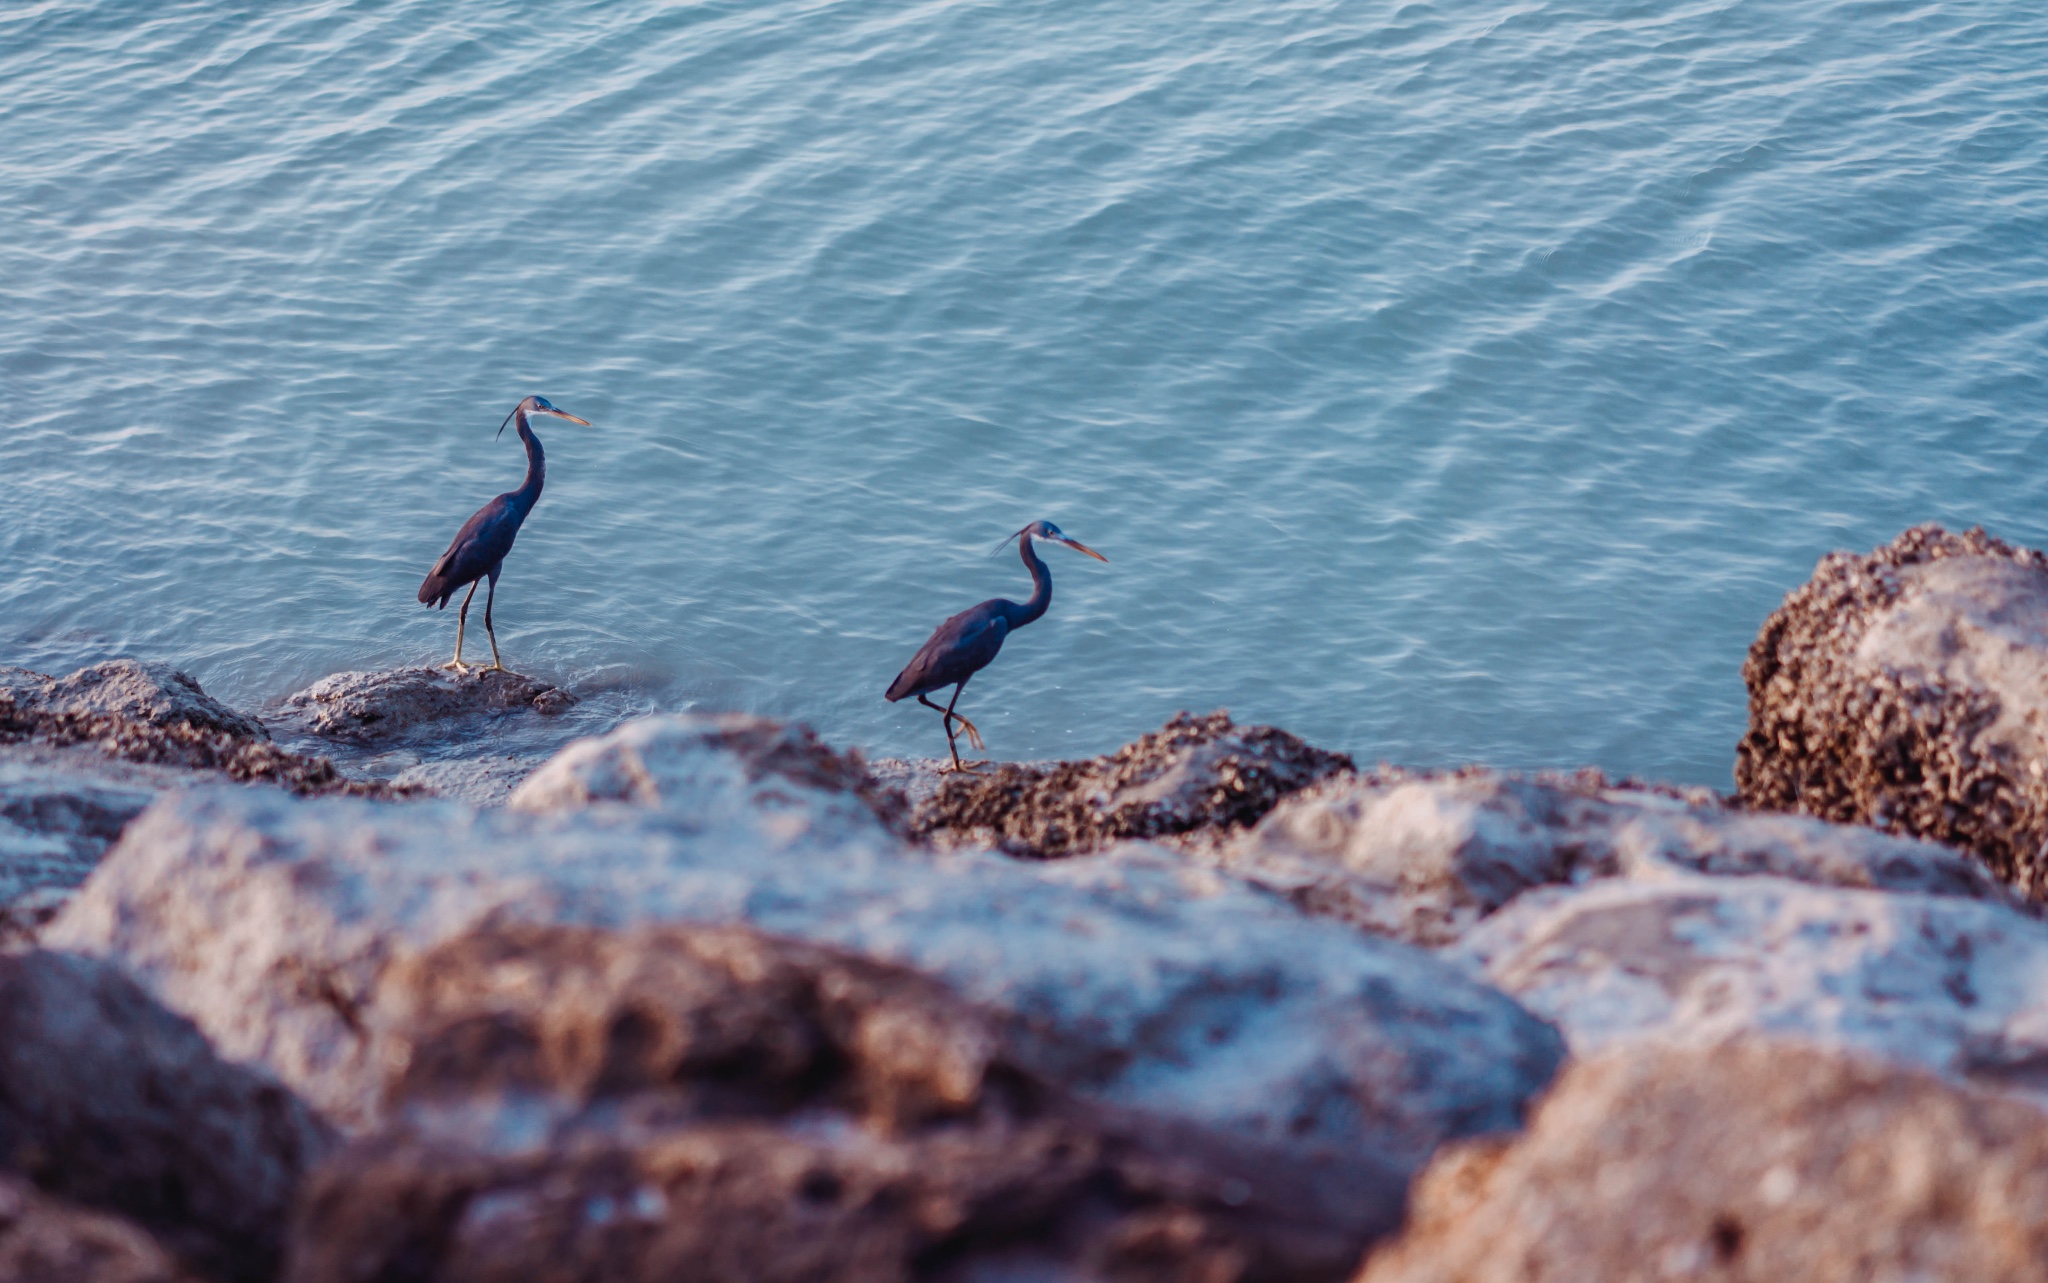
(442, 658, 474, 674)
(939, 758, 990, 775)
(483, 662, 508, 674)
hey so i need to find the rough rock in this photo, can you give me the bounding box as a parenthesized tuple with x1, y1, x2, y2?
(865, 756, 954, 809)
(46, 770, 1564, 1184)
(0, 948, 336, 1283)
(0, 662, 398, 800)
(286, 922, 1396, 1282)
(1737, 523, 2048, 898)
(0, 1173, 199, 1283)
(272, 666, 574, 743)
(389, 756, 541, 807)
(2, 660, 266, 740)
(1357, 1039, 2048, 1283)
(1214, 767, 2015, 946)
(0, 746, 182, 946)
(508, 712, 907, 833)
(1456, 871, 2048, 1102)
(909, 711, 1353, 858)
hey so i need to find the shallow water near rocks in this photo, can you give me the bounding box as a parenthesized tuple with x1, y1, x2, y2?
(4, 1, 2045, 786)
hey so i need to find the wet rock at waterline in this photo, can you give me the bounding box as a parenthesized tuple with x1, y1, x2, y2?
(0, 660, 396, 801)
(44, 780, 1564, 1183)
(1738, 523, 2048, 899)
(1206, 766, 2016, 946)
(1356, 1040, 2048, 1283)
(909, 710, 1353, 858)
(287, 921, 1393, 1283)
(272, 665, 574, 743)
(0, 1172, 200, 1283)
(0, 949, 335, 1283)
(1457, 873, 2048, 1102)
(0, 660, 266, 741)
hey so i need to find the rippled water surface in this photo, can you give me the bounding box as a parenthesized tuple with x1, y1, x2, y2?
(5, 0, 2046, 783)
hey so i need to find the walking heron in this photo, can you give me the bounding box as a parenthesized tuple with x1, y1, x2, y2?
(885, 520, 1108, 772)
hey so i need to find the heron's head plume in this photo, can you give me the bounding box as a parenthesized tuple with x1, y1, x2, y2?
(498, 395, 592, 438)
(993, 520, 1109, 562)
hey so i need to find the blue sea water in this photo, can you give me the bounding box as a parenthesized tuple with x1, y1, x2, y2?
(2, 0, 2045, 786)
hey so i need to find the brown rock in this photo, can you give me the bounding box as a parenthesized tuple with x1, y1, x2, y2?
(0, 949, 338, 1283)
(0, 662, 399, 800)
(272, 667, 575, 743)
(1356, 1039, 2048, 1283)
(8, 660, 267, 741)
(287, 922, 1399, 1283)
(1736, 523, 2048, 897)
(910, 711, 1353, 859)
(0, 1172, 200, 1283)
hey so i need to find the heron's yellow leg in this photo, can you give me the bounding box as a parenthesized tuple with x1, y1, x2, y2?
(442, 581, 480, 672)
(951, 711, 986, 751)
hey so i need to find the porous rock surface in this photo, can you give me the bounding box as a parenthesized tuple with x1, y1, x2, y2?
(287, 922, 1394, 1283)
(1, 660, 265, 740)
(0, 948, 336, 1283)
(389, 755, 541, 807)
(1457, 871, 2048, 1102)
(45, 725, 1564, 1186)
(1356, 1039, 2048, 1283)
(273, 666, 574, 742)
(1212, 766, 2015, 946)
(0, 660, 389, 800)
(909, 711, 1353, 858)
(509, 711, 906, 833)
(0, 1173, 199, 1283)
(1737, 523, 2048, 898)
(0, 746, 201, 946)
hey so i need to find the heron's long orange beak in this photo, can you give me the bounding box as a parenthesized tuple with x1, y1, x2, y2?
(547, 410, 592, 425)
(1060, 538, 1109, 563)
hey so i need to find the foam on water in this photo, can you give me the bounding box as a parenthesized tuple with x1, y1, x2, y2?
(3, 0, 2045, 785)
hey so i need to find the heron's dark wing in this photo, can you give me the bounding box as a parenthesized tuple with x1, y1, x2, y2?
(885, 601, 1013, 701)
(418, 494, 523, 607)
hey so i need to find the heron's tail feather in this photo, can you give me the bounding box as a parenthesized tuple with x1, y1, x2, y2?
(884, 667, 920, 702)
(419, 550, 460, 607)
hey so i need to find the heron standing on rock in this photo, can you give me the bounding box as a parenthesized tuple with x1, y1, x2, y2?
(418, 395, 590, 673)
(886, 520, 1108, 773)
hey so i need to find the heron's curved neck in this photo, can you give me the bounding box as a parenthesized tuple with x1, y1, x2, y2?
(1009, 535, 1053, 627)
(511, 411, 546, 510)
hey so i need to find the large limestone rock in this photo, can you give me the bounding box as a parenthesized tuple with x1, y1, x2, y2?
(1212, 767, 2015, 946)
(0, 949, 336, 1283)
(0, 746, 194, 945)
(287, 922, 1395, 1282)
(1738, 523, 2048, 898)
(1456, 871, 2048, 1101)
(0, 1173, 199, 1283)
(508, 711, 904, 833)
(1356, 1039, 2048, 1283)
(45, 723, 1563, 1186)
(388, 756, 540, 807)
(909, 711, 1353, 858)
(272, 666, 574, 743)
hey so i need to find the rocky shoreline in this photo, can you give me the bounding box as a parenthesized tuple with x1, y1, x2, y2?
(10, 522, 2048, 1280)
